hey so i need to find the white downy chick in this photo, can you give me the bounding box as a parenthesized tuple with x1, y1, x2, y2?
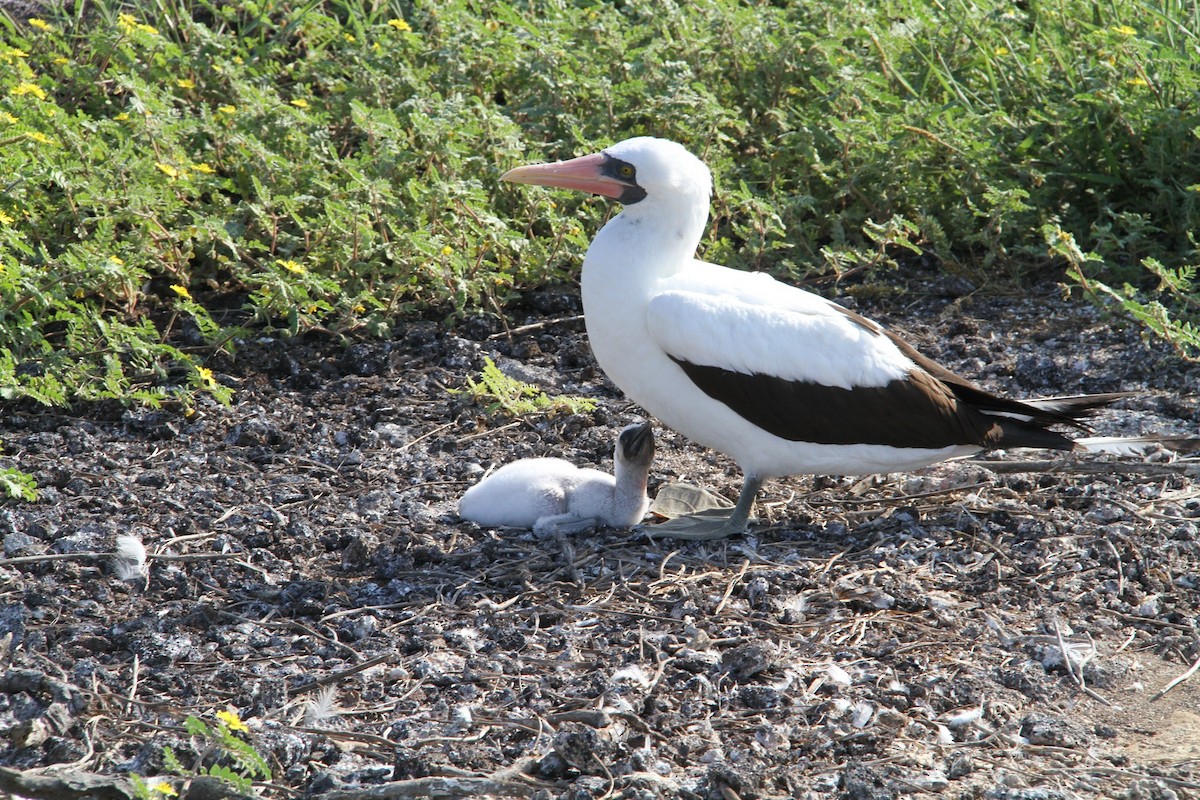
(459, 422, 654, 535)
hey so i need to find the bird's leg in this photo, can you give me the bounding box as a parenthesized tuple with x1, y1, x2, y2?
(648, 475, 763, 540)
(534, 514, 600, 536)
(726, 474, 762, 530)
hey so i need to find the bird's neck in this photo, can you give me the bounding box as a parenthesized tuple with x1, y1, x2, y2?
(612, 459, 650, 513)
(588, 196, 707, 281)
(578, 192, 709, 421)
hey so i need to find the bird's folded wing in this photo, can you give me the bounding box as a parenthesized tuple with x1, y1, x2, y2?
(646, 287, 914, 389)
(644, 285, 1008, 448)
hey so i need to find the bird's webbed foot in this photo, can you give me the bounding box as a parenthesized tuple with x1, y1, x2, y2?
(643, 474, 763, 540)
(643, 508, 753, 541)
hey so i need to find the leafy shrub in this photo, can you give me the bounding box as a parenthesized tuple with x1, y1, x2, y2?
(2, 0, 1197, 406)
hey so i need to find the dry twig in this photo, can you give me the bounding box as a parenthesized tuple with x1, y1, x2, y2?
(961, 459, 1199, 477)
(0, 766, 136, 800)
(1151, 649, 1200, 701)
(1052, 618, 1111, 707)
(323, 757, 549, 800)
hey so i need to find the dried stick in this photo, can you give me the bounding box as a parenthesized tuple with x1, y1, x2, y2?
(1151, 649, 1200, 701)
(322, 757, 547, 800)
(0, 551, 239, 567)
(486, 314, 585, 339)
(290, 652, 396, 695)
(961, 459, 1199, 477)
(1052, 618, 1111, 706)
(0, 765, 136, 800)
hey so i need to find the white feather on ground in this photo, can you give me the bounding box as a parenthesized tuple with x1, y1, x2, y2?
(112, 535, 148, 583)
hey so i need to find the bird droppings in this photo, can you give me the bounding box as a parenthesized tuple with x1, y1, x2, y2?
(0, 281, 1199, 798)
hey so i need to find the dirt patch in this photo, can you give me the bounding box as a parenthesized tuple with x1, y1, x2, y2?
(2, 275, 1199, 799)
(1093, 650, 1200, 765)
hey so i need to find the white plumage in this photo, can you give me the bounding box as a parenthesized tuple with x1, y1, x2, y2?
(459, 422, 654, 535)
(502, 137, 1197, 539)
(647, 287, 911, 389)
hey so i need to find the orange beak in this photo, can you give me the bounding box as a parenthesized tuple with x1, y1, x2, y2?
(501, 152, 630, 199)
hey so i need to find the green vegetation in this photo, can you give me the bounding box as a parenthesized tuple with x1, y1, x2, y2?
(460, 356, 597, 418)
(131, 710, 270, 798)
(0, 465, 37, 501)
(1, 0, 1198, 410)
(0, 439, 35, 502)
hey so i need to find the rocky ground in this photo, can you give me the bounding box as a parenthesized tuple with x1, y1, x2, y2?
(1, 271, 1199, 800)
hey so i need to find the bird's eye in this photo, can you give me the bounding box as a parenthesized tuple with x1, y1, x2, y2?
(619, 165, 635, 178)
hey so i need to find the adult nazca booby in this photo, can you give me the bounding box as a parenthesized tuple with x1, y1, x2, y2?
(502, 137, 1196, 540)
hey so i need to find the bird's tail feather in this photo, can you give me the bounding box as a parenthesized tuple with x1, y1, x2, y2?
(979, 392, 1136, 430)
(1023, 392, 1137, 418)
(1073, 435, 1200, 456)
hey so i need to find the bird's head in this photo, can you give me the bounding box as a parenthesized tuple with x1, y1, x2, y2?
(616, 421, 655, 467)
(501, 137, 712, 208)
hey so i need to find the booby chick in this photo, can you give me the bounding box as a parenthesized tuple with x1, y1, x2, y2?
(502, 136, 1199, 540)
(459, 422, 654, 535)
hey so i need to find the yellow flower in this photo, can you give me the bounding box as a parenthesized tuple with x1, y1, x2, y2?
(0, 211, 13, 225)
(343, 32, 355, 42)
(119, 13, 159, 35)
(11, 83, 46, 100)
(150, 780, 178, 797)
(5, 47, 29, 59)
(0, 112, 17, 124)
(276, 259, 305, 274)
(111, 256, 125, 265)
(170, 284, 192, 299)
(440, 245, 454, 255)
(115, 112, 129, 121)
(387, 18, 412, 32)
(176, 78, 195, 89)
(27, 131, 54, 145)
(156, 163, 179, 178)
(216, 710, 248, 732)
(27, 17, 53, 31)
(191, 162, 215, 174)
(217, 104, 237, 115)
(993, 46, 1009, 56)
(54, 56, 68, 65)
(290, 98, 309, 109)
(1126, 77, 1148, 87)
(1111, 25, 1138, 36)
